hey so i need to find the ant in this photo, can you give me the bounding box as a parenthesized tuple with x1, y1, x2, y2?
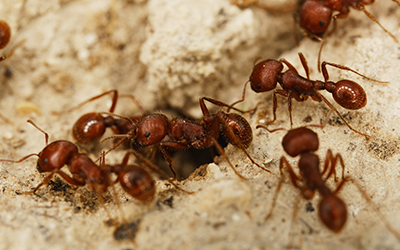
(298, 0, 400, 70)
(0, 119, 159, 202)
(231, 52, 384, 137)
(259, 126, 400, 243)
(103, 96, 271, 180)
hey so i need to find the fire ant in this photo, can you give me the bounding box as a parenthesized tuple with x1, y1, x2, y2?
(231, 52, 385, 136)
(102, 96, 271, 180)
(259, 126, 400, 243)
(298, 0, 400, 70)
(0, 119, 160, 202)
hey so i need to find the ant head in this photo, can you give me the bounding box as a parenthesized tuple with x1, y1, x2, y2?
(282, 127, 319, 157)
(332, 80, 367, 110)
(0, 20, 10, 50)
(299, 0, 332, 37)
(134, 114, 169, 147)
(250, 59, 282, 93)
(72, 113, 107, 144)
(221, 113, 252, 148)
(37, 141, 79, 172)
(118, 165, 155, 202)
(318, 194, 347, 233)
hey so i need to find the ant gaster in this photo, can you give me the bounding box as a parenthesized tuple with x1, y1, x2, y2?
(232, 52, 384, 136)
(260, 126, 400, 240)
(0, 120, 156, 202)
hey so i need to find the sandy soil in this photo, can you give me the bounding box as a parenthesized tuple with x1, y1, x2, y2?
(0, 0, 400, 249)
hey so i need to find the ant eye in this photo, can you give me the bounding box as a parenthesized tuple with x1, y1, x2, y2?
(144, 131, 151, 138)
(256, 85, 261, 90)
(43, 158, 48, 164)
(319, 21, 325, 27)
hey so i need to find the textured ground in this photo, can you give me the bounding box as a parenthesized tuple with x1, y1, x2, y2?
(0, 0, 400, 249)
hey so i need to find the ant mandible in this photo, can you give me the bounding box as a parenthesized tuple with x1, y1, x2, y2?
(299, 0, 400, 70)
(0, 120, 157, 202)
(232, 52, 384, 137)
(259, 126, 400, 241)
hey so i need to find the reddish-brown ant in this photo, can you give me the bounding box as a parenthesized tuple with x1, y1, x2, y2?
(103, 96, 270, 180)
(298, 0, 400, 70)
(231, 52, 384, 136)
(0, 119, 158, 202)
(258, 126, 400, 242)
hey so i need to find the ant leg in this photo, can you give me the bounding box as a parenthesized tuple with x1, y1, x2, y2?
(27, 119, 50, 145)
(158, 147, 179, 181)
(287, 194, 302, 250)
(210, 137, 248, 179)
(343, 178, 400, 241)
(308, 34, 325, 73)
(314, 92, 370, 137)
(228, 81, 249, 111)
(256, 125, 287, 133)
(321, 149, 345, 182)
(53, 90, 119, 115)
(129, 150, 194, 194)
(27, 173, 55, 195)
(265, 157, 298, 221)
(27, 170, 86, 194)
(201, 96, 257, 115)
(287, 92, 294, 128)
(266, 90, 280, 125)
(359, 6, 398, 43)
(321, 62, 388, 83)
(280, 58, 299, 74)
(298, 52, 310, 79)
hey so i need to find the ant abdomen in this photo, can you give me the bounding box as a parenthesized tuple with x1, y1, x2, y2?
(73, 113, 112, 144)
(331, 80, 367, 110)
(250, 59, 283, 92)
(118, 165, 156, 202)
(0, 20, 11, 49)
(281, 127, 319, 157)
(299, 0, 332, 36)
(221, 113, 253, 148)
(318, 194, 347, 233)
